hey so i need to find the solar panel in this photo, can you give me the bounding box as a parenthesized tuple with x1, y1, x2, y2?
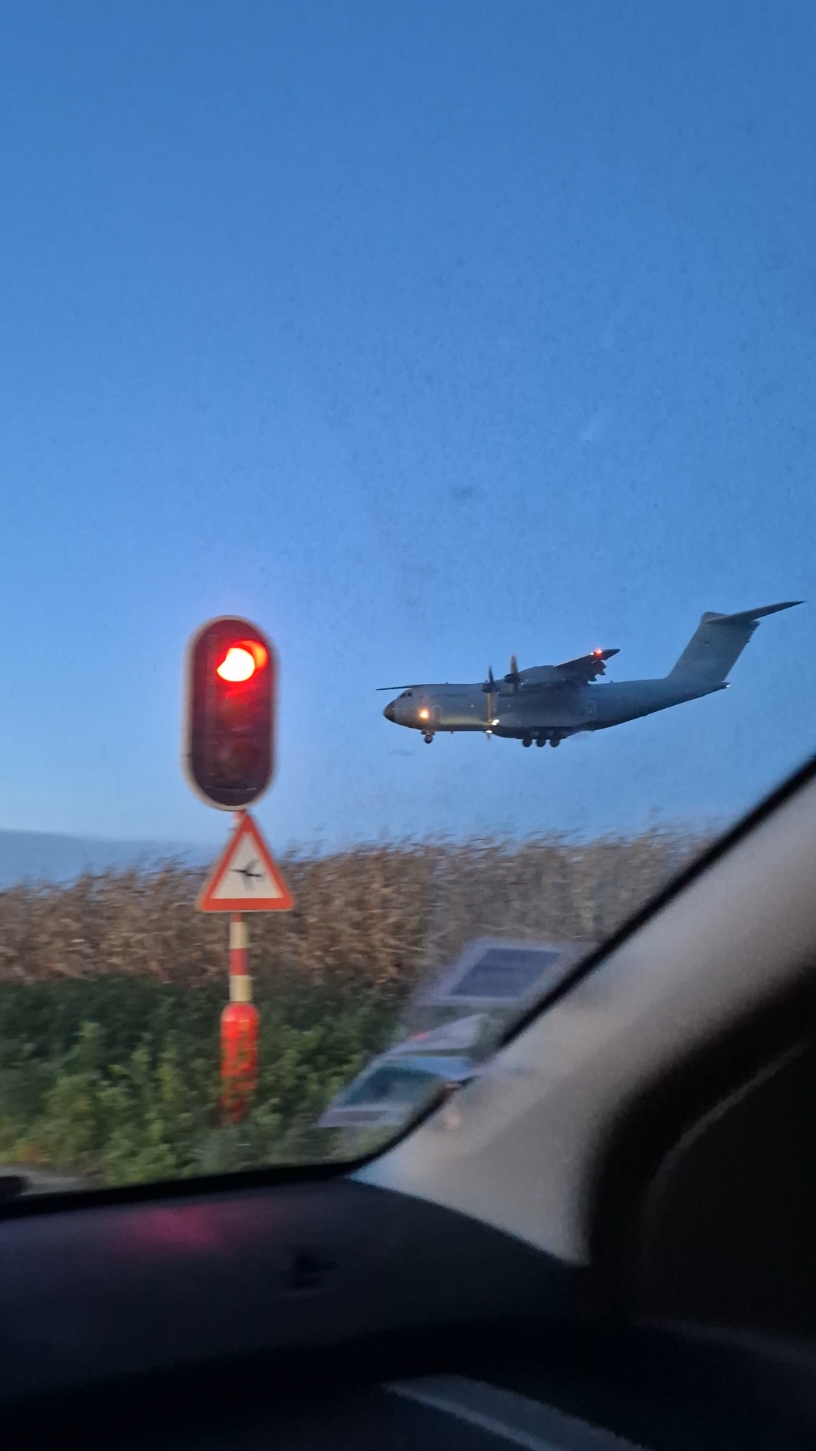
(416, 937, 592, 1008)
(449, 947, 560, 1000)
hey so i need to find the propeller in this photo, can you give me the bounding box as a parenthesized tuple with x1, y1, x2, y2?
(482, 656, 521, 693)
(481, 666, 496, 740)
(504, 654, 521, 691)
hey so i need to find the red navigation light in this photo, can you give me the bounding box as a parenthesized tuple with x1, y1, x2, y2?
(592, 648, 603, 657)
(185, 617, 275, 810)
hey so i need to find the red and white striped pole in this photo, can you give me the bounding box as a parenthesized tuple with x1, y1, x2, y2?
(229, 912, 250, 992)
(220, 911, 259, 1123)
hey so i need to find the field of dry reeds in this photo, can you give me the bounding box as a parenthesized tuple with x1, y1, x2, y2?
(0, 829, 708, 1186)
(0, 828, 707, 990)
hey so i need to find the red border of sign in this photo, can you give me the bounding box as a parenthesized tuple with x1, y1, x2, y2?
(197, 813, 295, 912)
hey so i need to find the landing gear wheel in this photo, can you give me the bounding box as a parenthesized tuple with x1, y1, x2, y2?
(536, 735, 546, 747)
(522, 733, 532, 748)
(423, 733, 434, 744)
(549, 736, 560, 748)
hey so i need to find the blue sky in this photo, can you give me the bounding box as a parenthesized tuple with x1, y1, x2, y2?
(0, 0, 814, 850)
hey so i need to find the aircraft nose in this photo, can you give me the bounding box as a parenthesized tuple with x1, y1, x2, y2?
(383, 700, 396, 722)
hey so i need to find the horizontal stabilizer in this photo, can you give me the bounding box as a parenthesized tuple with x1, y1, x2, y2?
(669, 601, 802, 685)
(700, 601, 802, 628)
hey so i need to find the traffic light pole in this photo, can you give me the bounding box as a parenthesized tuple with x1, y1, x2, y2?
(220, 910, 260, 1123)
(184, 618, 292, 1126)
(229, 912, 250, 999)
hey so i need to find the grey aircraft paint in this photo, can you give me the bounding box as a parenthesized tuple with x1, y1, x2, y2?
(381, 602, 802, 747)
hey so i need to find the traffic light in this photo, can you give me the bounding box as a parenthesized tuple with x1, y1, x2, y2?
(185, 617, 275, 809)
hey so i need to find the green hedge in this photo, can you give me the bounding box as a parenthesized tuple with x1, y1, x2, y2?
(0, 978, 400, 1185)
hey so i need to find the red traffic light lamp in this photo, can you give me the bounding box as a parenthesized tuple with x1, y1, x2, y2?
(216, 640, 268, 682)
(184, 616, 275, 810)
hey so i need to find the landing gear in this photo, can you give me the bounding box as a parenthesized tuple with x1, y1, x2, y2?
(535, 734, 546, 747)
(522, 733, 532, 748)
(423, 733, 434, 744)
(549, 734, 561, 748)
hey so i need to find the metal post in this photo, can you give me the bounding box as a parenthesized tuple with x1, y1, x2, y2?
(229, 913, 251, 998)
(220, 911, 259, 1123)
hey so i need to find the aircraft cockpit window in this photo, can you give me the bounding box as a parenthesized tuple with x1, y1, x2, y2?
(0, 5, 810, 1197)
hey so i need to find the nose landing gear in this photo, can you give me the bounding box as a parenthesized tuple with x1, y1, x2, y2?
(423, 732, 434, 744)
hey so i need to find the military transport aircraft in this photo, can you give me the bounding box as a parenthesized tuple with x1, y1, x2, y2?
(380, 601, 801, 747)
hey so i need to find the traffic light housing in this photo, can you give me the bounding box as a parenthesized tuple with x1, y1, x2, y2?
(185, 617, 275, 809)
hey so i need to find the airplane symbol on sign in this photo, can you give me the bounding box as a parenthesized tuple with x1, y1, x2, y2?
(232, 858, 265, 888)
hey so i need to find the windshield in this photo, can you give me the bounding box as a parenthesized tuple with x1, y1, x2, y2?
(0, 4, 813, 1195)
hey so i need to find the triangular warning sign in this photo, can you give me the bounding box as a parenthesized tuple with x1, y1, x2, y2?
(197, 813, 295, 913)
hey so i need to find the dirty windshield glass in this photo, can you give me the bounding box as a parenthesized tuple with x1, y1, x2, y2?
(0, 5, 812, 1193)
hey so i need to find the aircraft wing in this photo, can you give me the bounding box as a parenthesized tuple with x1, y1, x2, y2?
(553, 648, 620, 684)
(517, 648, 619, 691)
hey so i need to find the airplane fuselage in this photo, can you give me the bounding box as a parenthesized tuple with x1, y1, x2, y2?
(382, 602, 799, 746)
(384, 678, 726, 742)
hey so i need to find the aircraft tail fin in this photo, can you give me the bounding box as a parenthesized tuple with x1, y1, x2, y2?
(668, 601, 802, 685)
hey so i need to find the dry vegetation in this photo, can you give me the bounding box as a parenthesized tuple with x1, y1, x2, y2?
(0, 828, 709, 991)
(0, 829, 711, 1184)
